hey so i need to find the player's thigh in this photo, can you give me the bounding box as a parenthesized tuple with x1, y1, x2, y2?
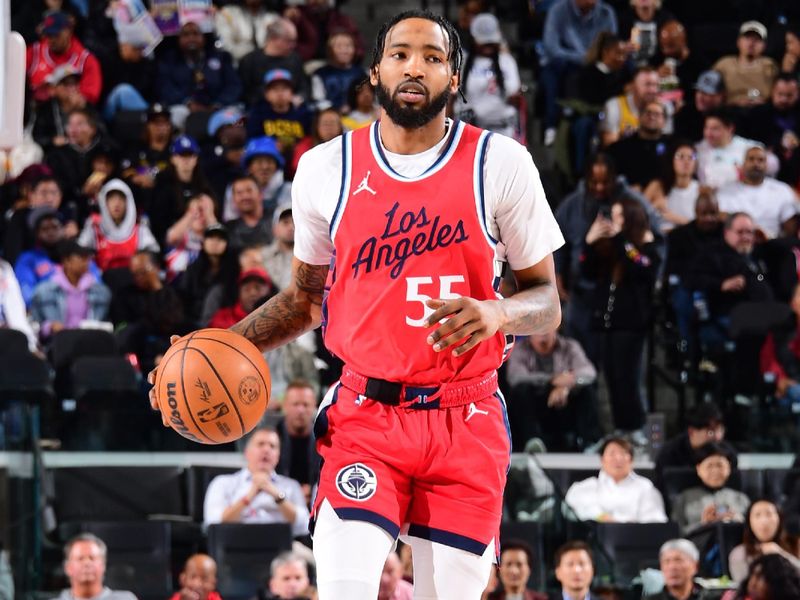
(407, 536, 495, 600)
(313, 499, 394, 599)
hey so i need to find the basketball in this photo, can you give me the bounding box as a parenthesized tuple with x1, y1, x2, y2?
(154, 328, 270, 444)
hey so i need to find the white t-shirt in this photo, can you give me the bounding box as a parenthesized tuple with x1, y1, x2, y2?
(454, 53, 521, 129)
(695, 135, 761, 189)
(663, 179, 701, 231)
(292, 121, 564, 272)
(717, 178, 800, 238)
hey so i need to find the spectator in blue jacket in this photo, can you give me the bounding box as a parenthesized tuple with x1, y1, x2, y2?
(14, 208, 103, 307)
(540, 0, 618, 145)
(310, 31, 366, 111)
(156, 21, 242, 127)
(30, 240, 111, 343)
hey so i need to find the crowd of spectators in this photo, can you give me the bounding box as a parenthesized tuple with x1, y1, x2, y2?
(4, 0, 800, 598)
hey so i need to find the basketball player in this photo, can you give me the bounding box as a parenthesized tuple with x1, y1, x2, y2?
(150, 10, 563, 599)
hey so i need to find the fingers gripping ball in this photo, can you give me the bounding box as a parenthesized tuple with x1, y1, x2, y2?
(155, 329, 270, 444)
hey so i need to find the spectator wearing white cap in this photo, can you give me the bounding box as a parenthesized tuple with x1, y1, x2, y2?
(452, 13, 522, 139)
(713, 21, 778, 108)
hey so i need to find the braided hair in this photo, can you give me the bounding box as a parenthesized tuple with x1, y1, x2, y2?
(369, 10, 464, 95)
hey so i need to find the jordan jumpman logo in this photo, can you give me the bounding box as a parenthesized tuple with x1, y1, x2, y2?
(465, 402, 490, 422)
(353, 170, 377, 196)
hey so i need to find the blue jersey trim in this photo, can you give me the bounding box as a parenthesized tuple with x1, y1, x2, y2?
(407, 523, 487, 556)
(370, 120, 464, 181)
(334, 507, 400, 538)
(477, 132, 498, 245)
(329, 132, 352, 239)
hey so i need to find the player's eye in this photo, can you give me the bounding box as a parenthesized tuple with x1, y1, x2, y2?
(427, 56, 443, 63)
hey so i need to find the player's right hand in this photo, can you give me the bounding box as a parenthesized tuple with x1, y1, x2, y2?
(147, 334, 182, 426)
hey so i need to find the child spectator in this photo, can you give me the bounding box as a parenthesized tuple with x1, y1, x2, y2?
(340, 77, 378, 131)
(30, 240, 111, 343)
(310, 31, 366, 111)
(170, 554, 222, 600)
(77, 179, 160, 271)
(289, 109, 342, 178)
(246, 69, 313, 167)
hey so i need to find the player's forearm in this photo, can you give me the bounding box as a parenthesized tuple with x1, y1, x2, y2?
(498, 281, 561, 336)
(230, 289, 320, 351)
(230, 260, 328, 351)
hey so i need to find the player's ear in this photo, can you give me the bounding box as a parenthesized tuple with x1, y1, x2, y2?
(369, 65, 379, 87)
(449, 71, 460, 94)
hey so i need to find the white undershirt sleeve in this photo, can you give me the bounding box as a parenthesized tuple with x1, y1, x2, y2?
(484, 134, 564, 271)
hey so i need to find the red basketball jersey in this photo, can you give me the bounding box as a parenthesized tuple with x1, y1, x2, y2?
(321, 120, 508, 385)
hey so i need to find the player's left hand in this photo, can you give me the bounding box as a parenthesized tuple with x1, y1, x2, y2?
(424, 298, 504, 356)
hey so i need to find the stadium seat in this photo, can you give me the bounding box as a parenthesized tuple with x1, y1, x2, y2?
(0, 328, 32, 356)
(594, 522, 681, 584)
(48, 466, 188, 528)
(763, 468, 800, 505)
(49, 330, 119, 399)
(207, 523, 293, 600)
(686, 521, 744, 578)
(0, 354, 54, 401)
(71, 521, 172, 600)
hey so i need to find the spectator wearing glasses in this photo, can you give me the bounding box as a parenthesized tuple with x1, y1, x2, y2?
(686, 212, 774, 353)
(654, 402, 737, 495)
(607, 100, 672, 190)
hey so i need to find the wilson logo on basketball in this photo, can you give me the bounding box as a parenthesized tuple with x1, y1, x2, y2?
(197, 403, 230, 423)
(166, 382, 202, 443)
(238, 376, 260, 405)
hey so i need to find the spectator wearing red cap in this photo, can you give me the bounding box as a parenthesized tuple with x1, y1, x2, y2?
(26, 11, 102, 104)
(246, 69, 313, 166)
(208, 267, 275, 329)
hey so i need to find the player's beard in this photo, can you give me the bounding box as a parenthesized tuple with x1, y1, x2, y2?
(375, 76, 451, 129)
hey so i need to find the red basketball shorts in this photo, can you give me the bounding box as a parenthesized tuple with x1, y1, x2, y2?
(310, 381, 512, 556)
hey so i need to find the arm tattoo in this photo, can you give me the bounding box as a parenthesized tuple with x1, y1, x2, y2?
(231, 263, 329, 351)
(500, 280, 561, 335)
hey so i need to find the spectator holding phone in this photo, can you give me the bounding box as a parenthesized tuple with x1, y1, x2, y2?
(671, 442, 749, 534)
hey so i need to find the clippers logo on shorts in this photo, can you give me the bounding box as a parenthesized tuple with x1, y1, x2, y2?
(336, 463, 377, 502)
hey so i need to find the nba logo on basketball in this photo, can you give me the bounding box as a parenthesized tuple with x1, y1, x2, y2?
(336, 463, 377, 501)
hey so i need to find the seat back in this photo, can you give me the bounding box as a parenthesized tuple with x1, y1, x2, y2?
(50, 330, 119, 370)
(72, 521, 172, 600)
(50, 467, 187, 526)
(0, 328, 31, 356)
(595, 522, 681, 584)
(207, 523, 293, 600)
